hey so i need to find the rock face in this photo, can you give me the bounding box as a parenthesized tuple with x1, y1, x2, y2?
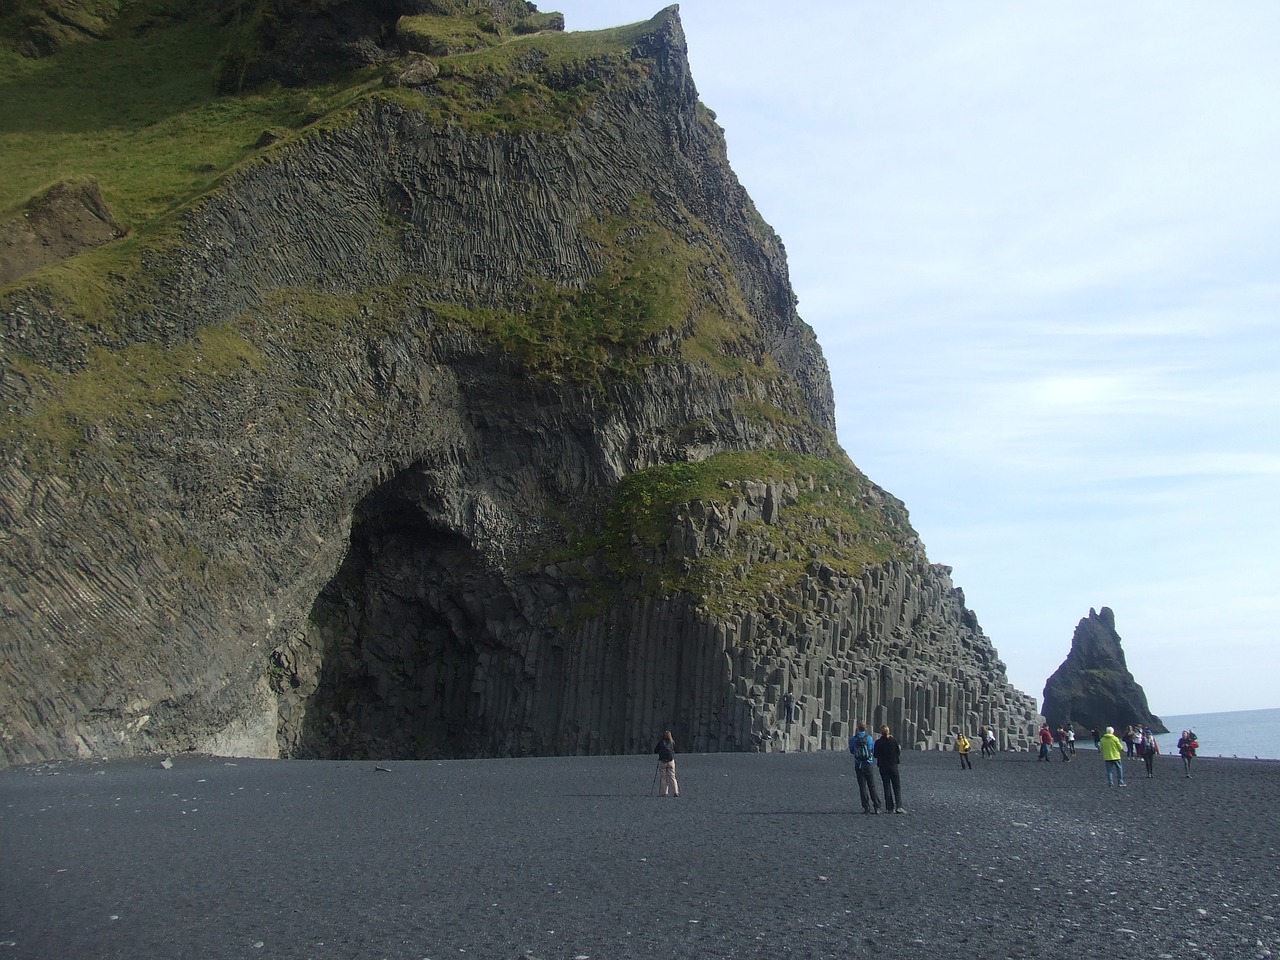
(0, 5, 1040, 767)
(0, 178, 124, 287)
(1042, 607, 1165, 735)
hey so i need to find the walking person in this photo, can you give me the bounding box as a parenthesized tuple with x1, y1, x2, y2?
(654, 730, 680, 797)
(1091, 728, 1102, 750)
(1099, 726, 1126, 787)
(873, 724, 905, 813)
(1067, 727, 1076, 755)
(1056, 726, 1071, 762)
(1177, 730, 1198, 779)
(1038, 723, 1053, 761)
(848, 721, 882, 814)
(985, 726, 997, 757)
(956, 731, 973, 770)
(1141, 728, 1159, 778)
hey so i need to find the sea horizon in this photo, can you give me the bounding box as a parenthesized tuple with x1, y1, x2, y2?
(1154, 705, 1280, 761)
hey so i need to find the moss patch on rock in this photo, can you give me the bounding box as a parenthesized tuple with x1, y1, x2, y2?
(560, 450, 916, 620)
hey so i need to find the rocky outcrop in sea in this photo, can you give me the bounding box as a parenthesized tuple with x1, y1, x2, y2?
(1042, 606, 1165, 735)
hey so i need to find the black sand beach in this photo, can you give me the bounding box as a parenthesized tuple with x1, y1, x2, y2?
(3, 748, 1277, 960)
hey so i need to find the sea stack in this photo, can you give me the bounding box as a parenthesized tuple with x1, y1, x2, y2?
(1042, 607, 1166, 735)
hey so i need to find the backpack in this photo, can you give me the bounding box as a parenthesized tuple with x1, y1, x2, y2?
(850, 733, 873, 762)
(656, 740, 674, 763)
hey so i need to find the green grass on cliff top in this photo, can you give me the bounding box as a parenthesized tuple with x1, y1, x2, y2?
(0, 0, 662, 227)
(563, 450, 916, 619)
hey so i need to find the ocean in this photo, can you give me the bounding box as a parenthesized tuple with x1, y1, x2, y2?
(1154, 707, 1280, 761)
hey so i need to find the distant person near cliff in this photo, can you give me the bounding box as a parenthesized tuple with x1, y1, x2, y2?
(874, 725, 905, 814)
(985, 727, 997, 757)
(1099, 727, 1126, 787)
(1177, 730, 1199, 779)
(1038, 723, 1053, 762)
(848, 721, 882, 814)
(654, 731, 680, 798)
(956, 732, 972, 770)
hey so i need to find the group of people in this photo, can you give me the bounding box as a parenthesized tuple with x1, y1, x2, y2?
(848, 721, 907, 814)
(1096, 724, 1198, 785)
(652, 720, 1202, 803)
(975, 725, 998, 757)
(1036, 722, 1078, 761)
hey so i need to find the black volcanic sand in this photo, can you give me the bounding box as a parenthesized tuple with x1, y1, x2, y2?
(3, 749, 1277, 960)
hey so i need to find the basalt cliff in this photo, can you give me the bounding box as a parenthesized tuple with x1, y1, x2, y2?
(0, 0, 1040, 767)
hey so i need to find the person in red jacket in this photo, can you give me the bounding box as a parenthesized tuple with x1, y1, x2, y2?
(1038, 723, 1053, 761)
(1177, 730, 1199, 779)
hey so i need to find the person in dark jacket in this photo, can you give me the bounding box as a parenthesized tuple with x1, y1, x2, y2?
(654, 730, 680, 797)
(873, 724, 905, 814)
(848, 721, 882, 813)
(1177, 730, 1198, 779)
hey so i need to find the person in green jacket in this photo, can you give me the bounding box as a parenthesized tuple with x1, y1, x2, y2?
(1099, 726, 1126, 787)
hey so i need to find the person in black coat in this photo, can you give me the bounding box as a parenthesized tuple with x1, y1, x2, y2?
(873, 724, 905, 814)
(654, 730, 680, 797)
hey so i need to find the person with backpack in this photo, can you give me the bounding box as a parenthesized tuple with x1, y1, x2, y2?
(873, 724, 905, 813)
(956, 731, 972, 770)
(654, 730, 680, 797)
(848, 721, 882, 814)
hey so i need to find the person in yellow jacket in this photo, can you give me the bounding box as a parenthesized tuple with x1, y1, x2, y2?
(1099, 726, 1127, 787)
(956, 732, 973, 770)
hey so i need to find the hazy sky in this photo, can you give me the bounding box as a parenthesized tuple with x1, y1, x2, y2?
(547, 2, 1279, 716)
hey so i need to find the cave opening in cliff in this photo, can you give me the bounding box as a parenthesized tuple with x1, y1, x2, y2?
(286, 485, 499, 760)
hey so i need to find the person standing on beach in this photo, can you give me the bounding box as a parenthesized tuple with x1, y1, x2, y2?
(654, 730, 680, 797)
(1091, 728, 1101, 749)
(782, 691, 797, 726)
(1177, 730, 1198, 778)
(848, 721, 882, 814)
(956, 731, 973, 770)
(1141, 728, 1159, 778)
(1067, 727, 1076, 755)
(1100, 726, 1126, 787)
(874, 724, 905, 813)
(985, 726, 997, 757)
(1056, 726, 1071, 762)
(1123, 726, 1136, 758)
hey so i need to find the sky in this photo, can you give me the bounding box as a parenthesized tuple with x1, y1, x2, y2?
(545, 2, 1280, 716)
